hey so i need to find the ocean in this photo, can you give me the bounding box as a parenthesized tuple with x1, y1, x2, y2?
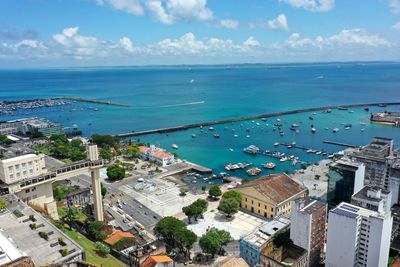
(1, 62, 400, 179)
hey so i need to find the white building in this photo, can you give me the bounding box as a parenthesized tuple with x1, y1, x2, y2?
(0, 153, 47, 184)
(351, 185, 392, 214)
(138, 145, 175, 167)
(325, 202, 392, 267)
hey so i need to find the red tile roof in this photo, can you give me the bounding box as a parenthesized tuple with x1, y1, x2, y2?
(140, 255, 173, 267)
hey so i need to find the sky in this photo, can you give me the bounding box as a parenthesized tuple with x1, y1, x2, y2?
(1, 0, 400, 67)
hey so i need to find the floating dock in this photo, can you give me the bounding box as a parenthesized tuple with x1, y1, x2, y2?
(117, 102, 400, 137)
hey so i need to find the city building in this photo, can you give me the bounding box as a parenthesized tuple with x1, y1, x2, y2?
(290, 197, 327, 267)
(0, 194, 84, 266)
(351, 185, 392, 214)
(240, 216, 290, 267)
(0, 117, 64, 137)
(138, 145, 175, 167)
(327, 157, 365, 209)
(215, 257, 249, 267)
(235, 173, 307, 219)
(325, 202, 392, 267)
(66, 187, 92, 208)
(350, 137, 394, 190)
(260, 242, 307, 267)
(140, 255, 173, 267)
(389, 158, 400, 206)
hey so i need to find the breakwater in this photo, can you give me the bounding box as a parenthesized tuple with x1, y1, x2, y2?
(117, 102, 400, 137)
(57, 97, 130, 107)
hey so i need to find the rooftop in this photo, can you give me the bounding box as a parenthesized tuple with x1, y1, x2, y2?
(216, 257, 249, 267)
(352, 185, 390, 203)
(330, 157, 363, 172)
(351, 137, 393, 161)
(330, 202, 384, 220)
(141, 255, 173, 267)
(238, 173, 306, 204)
(241, 217, 290, 247)
(0, 194, 83, 266)
(296, 197, 327, 215)
(105, 230, 135, 246)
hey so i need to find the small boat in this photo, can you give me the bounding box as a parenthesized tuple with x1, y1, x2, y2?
(333, 128, 340, 133)
(291, 141, 296, 146)
(192, 134, 196, 138)
(263, 162, 276, 169)
(338, 107, 348, 111)
(208, 127, 215, 131)
(311, 127, 317, 133)
(291, 123, 300, 128)
(280, 157, 288, 162)
(316, 151, 322, 155)
(274, 142, 280, 146)
(225, 164, 240, 171)
(364, 107, 369, 111)
(306, 149, 313, 153)
(360, 122, 367, 126)
(246, 135, 251, 138)
(349, 110, 354, 113)
(325, 109, 332, 113)
(280, 132, 285, 136)
(200, 125, 203, 129)
(243, 145, 259, 154)
(247, 167, 261, 176)
(234, 134, 239, 138)
(344, 123, 352, 128)
(213, 134, 220, 138)
(261, 118, 267, 121)
(172, 144, 179, 149)
(309, 117, 314, 120)
(361, 128, 365, 132)
(256, 123, 260, 126)
(345, 127, 351, 130)
(287, 145, 293, 149)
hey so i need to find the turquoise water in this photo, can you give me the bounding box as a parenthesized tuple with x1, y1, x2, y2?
(1, 63, 400, 178)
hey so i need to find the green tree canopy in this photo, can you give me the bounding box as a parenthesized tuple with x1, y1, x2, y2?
(101, 183, 107, 198)
(218, 197, 239, 217)
(87, 221, 107, 241)
(154, 217, 189, 251)
(106, 164, 126, 181)
(208, 185, 222, 199)
(124, 145, 140, 158)
(222, 191, 242, 204)
(0, 199, 7, 210)
(95, 241, 110, 256)
(91, 134, 119, 148)
(182, 199, 208, 224)
(100, 145, 112, 160)
(175, 228, 197, 257)
(199, 228, 232, 257)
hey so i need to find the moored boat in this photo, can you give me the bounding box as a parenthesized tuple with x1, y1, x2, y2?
(243, 145, 259, 154)
(247, 167, 261, 176)
(171, 144, 179, 149)
(263, 162, 276, 169)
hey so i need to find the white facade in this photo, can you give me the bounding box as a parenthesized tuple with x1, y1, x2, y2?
(0, 153, 47, 184)
(326, 202, 392, 267)
(139, 145, 175, 167)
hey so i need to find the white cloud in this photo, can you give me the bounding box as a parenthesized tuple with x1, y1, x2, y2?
(243, 37, 261, 47)
(280, 0, 335, 12)
(394, 22, 400, 31)
(15, 40, 46, 49)
(96, 0, 213, 24)
(119, 36, 135, 53)
(96, 0, 144, 15)
(268, 14, 289, 31)
(219, 19, 239, 29)
(388, 0, 400, 14)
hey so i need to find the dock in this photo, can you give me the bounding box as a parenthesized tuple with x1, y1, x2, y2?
(323, 140, 358, 148)
(57, 97, 130, 107)
(117, 102, 400, 137)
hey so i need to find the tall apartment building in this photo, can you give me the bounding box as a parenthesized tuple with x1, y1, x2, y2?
(350, 137, 394, 190)
(290, 197, 327, 267)
(351, 185, 392, 214)
(325, 202, 392, 267)
(327, 157, 365, 209)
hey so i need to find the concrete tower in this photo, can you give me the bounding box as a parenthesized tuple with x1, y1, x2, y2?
(87, 144, 104, 222)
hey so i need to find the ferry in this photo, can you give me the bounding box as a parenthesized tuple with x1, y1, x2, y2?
(246, 167, 261, 176)
(171, 144, 179, 149)
(243, 145, 259, 154)
(263, 162, 276, 169)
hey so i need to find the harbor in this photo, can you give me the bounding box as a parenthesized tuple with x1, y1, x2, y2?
(117, 101, 400, 137)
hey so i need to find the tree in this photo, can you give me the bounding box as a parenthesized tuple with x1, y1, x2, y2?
(91, 134, 119, 148)
(106, 164, 125, 181)
(273, 231, 293, 248)
(222, 191, 242, 204)
(95, 242, 110, 256)
(124, 145, 139, 158)
(199, 232, 220, 258)
(175, 228, 197, 258)
(87, 221, 107, 241)
(101, 183, 107, 198)
(0, 199, 7, 210)
(218, 198, 239, 217)
(100, 145, 112, 160)
(63, 207, 78, 230)
(208, 185, 222, 199)
(209, 228, 232, 253)
(154, 217, 186, 251)
(182, 199, 208, 224)
(53, 185, 71, 201)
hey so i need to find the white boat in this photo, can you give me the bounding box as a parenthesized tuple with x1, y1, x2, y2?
(274, 142, 280, 146)
(311, 127, 316, 133)
(291, 141, 296, 146)
(256, 122, 260, 126)
(246, 135, 250, 138)
(316, 151, 322, 155)
(192, 134, 196, 138)
(345, 127, 351, 130)
(280, 157, 288, 162)
(208, 127, 215, 131)
(361, 128, 365, 132)
(333, 128, 340, 133)
(360, 122, 367, 126)
(234, 134, 238, 138)
(263, 162, 276, 169)
(171, 144, 179, 149)
(229, 148, 234, 152)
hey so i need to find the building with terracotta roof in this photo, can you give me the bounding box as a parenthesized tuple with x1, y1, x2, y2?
(234, 173, 307, 219)
(105, 229, 135, 246)
(138, 145, 175, 167)
(140, 255, 173, 267)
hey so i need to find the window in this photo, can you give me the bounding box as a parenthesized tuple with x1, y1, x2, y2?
(8, 166, 12, 172)
(15, 165, 20, 171)
(25, 189, 30, 193)
(271, 207, 274, 212)
(245, 197, 247, 202)
(258, 203, 260, 207)
(251, 200, 254, 204)
(9, 174, 14, 180)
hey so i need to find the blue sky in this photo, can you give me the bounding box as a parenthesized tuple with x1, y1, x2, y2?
(1, 0, 400, 67)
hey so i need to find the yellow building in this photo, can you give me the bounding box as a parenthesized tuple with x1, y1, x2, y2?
(234, 173, 307, 219)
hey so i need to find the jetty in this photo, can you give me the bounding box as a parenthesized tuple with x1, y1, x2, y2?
(57, 97, 130, 107)
(323, 140, 358, 148)
(117, 102, 400, 137)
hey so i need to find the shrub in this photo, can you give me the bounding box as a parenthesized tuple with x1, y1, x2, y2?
(58, 237, 66, 246)
(29, 214, 36, 222)
(29, 223, 37, 230)
(59, 248, 69, 257)
(39, 231, 49, 240)
(95, 242, 110, 256)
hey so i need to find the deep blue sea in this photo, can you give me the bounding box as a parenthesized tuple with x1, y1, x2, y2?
(1, 63, 400, 179)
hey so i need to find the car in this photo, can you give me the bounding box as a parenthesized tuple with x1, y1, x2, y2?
(153, 215, 157, 219)
(122, 219, 127, 223)
(122, 201, 127, 205)
(144, 212, 148, 215)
